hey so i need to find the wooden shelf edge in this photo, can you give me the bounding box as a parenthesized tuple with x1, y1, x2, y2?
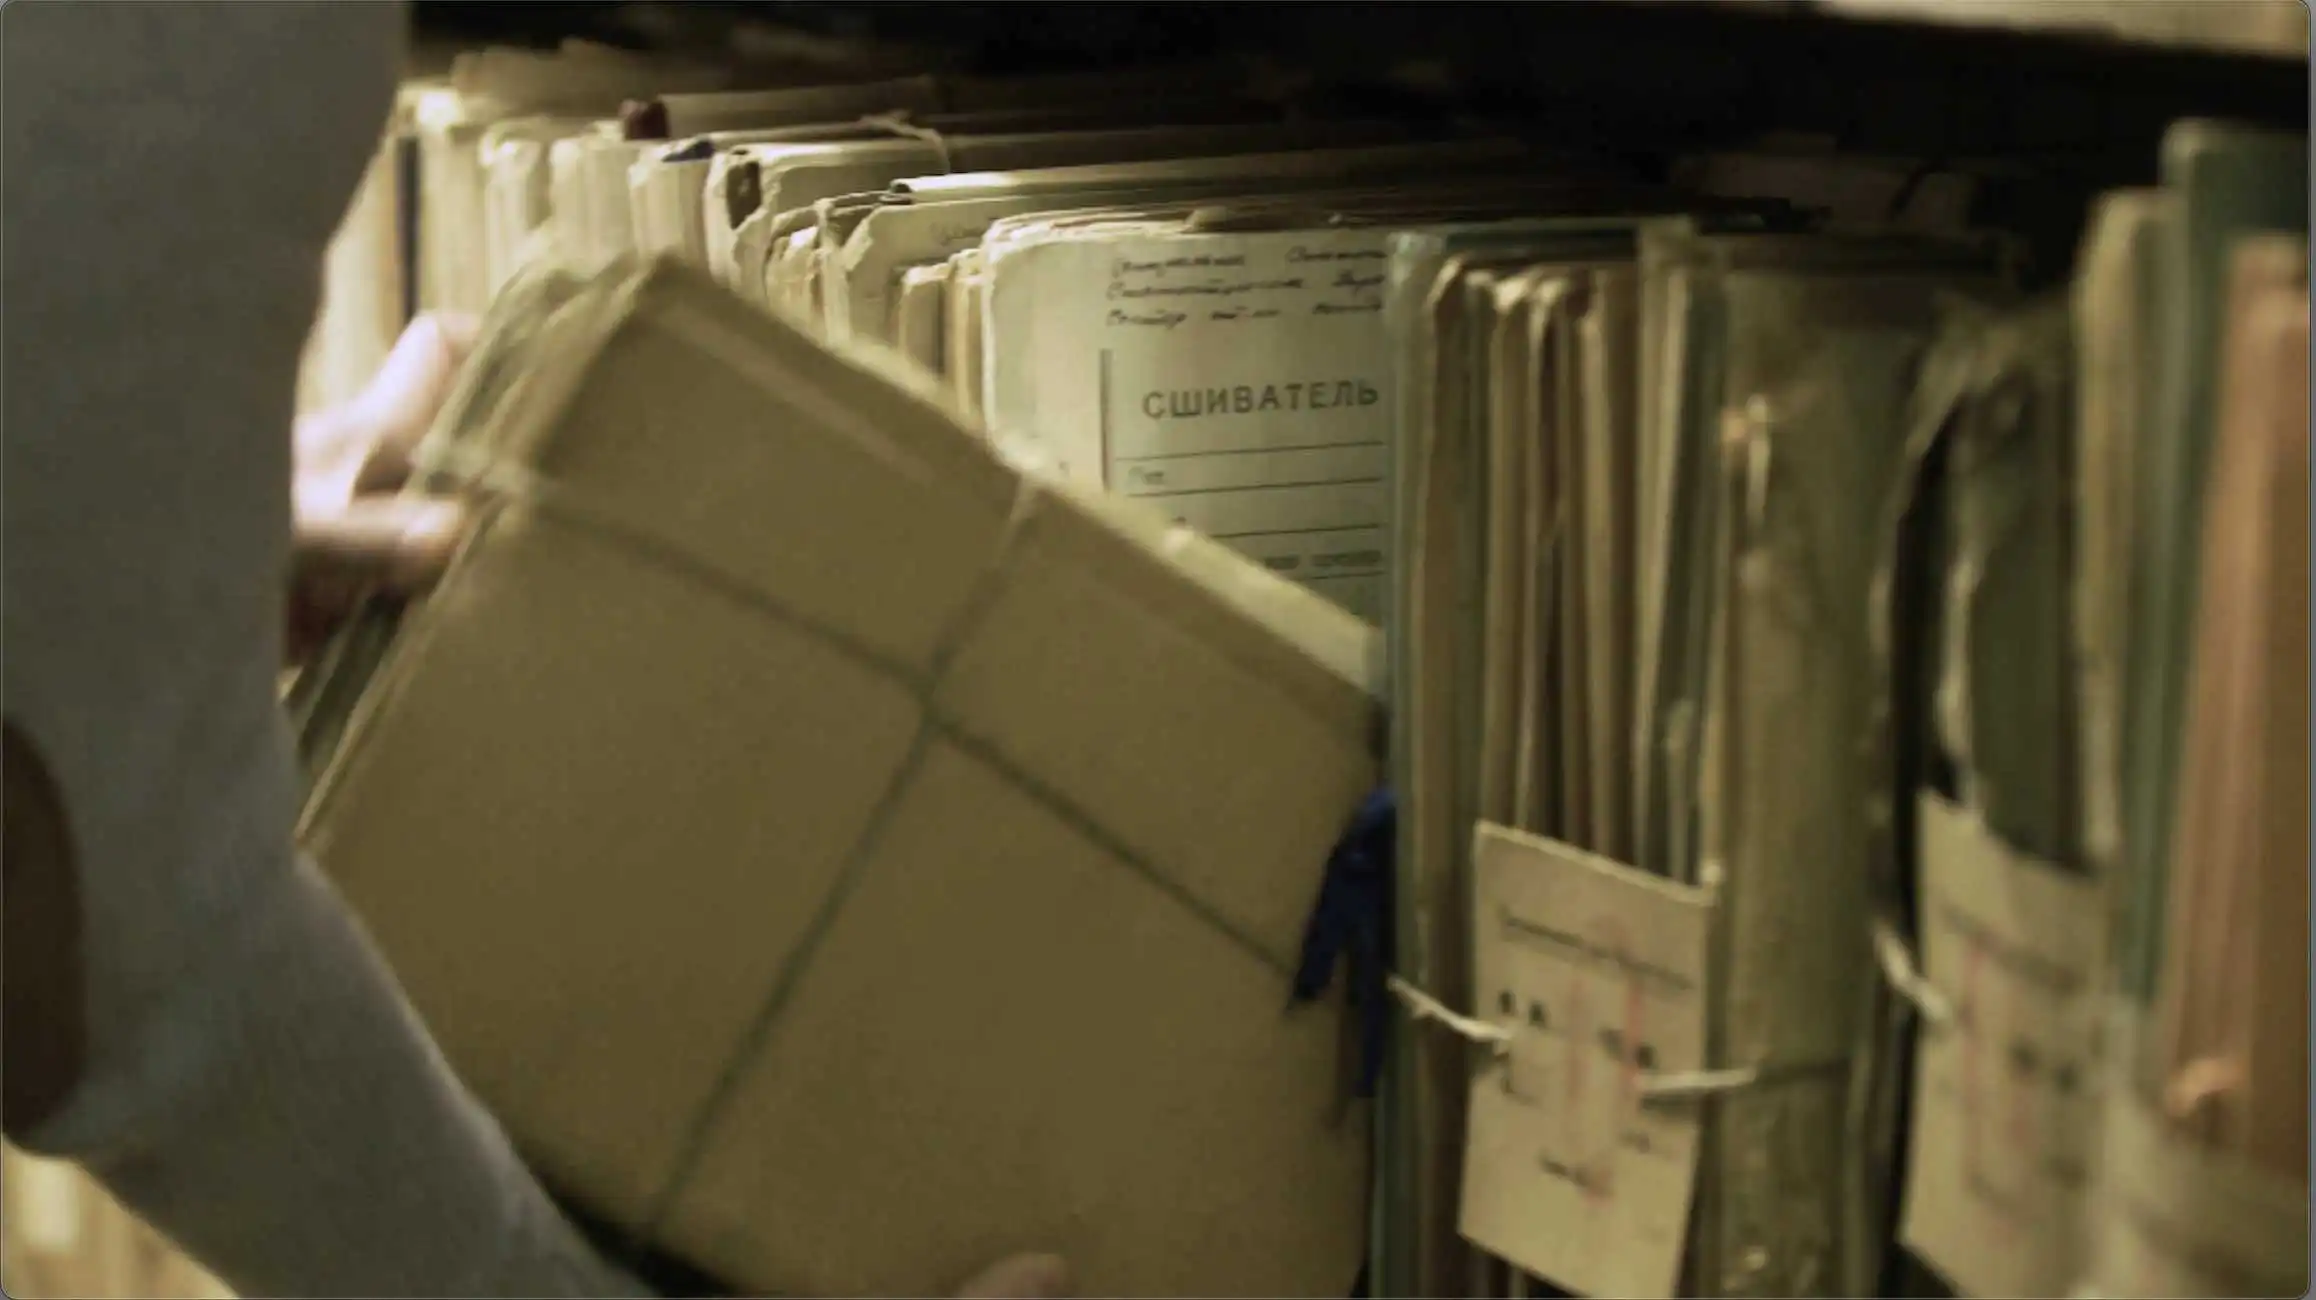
(1809, 0, 2309, 62)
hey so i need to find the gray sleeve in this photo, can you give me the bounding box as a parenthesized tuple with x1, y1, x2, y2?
(0, 5, 649, 1294)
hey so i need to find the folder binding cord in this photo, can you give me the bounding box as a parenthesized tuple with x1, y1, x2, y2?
(1870, 914, 1957, 1029)
(1637, 1058, 1850, 1105)
(1385, 976, 1512, 1055)
(1288, 786, 1878, 1115)
(857, 112, 954, 173)
(1389, 955, 1852, 1113)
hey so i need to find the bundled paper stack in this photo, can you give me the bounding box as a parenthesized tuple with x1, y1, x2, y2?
(295, 257, 1382, 1297)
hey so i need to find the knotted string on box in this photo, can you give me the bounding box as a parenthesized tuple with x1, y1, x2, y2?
(404, 439, 1323, 1256)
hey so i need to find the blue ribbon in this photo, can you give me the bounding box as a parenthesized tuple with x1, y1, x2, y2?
(1291, 788, 1396, 1098)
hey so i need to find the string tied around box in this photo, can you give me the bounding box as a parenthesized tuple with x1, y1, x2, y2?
(402, 431, 1319, 1262)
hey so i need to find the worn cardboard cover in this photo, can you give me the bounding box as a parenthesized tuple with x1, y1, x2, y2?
(2118, 121, 2307, 1005)
(299, 258, 1378, 1296)
(895, 260, 951, 373)
(1380, 221, 1648, 1300)
(1699, 255, 2003, 1299)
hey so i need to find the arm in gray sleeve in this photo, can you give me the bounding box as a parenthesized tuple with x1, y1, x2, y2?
(0, 5, 648, 1294)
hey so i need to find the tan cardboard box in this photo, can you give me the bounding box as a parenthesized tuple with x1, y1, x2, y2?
(299, 259, 1379, 1297)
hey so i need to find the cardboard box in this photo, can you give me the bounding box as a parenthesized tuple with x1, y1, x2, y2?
(298, 258, 1380, 1297)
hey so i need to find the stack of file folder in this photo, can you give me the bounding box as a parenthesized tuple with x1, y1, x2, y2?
(2073, 122, 2310, 1300)
(288, 43, 2309, 1298)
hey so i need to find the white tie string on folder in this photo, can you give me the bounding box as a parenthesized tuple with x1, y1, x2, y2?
(1385, 975, 1845, 1104)
(1871, 914, 1958, 1030)
(1387, 976, 1514, 1055)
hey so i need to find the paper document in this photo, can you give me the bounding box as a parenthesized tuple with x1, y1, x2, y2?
(1460, 824, 1712, 1300)
(986, 227, 1398, 620)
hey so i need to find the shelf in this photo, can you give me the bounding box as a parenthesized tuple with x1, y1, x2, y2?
(407, 3, 2308, 166)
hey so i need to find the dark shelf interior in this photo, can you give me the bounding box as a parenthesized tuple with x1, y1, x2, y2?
(409, 2, 2305, 290)
(411, 1, 2307, 151)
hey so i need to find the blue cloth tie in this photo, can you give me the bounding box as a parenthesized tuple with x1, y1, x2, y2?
(1291, 788, 1396, 1098)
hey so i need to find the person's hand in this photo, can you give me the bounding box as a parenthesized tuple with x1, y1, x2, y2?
(287, 313, 479, 663)
(953, 1253, 1072, 1298)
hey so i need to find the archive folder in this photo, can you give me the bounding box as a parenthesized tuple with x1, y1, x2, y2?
(977, 186, 1665, 624)
(299, 257, 1379, 1298)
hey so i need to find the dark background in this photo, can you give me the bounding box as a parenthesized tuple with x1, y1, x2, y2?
(409, 1, 2307, 285)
